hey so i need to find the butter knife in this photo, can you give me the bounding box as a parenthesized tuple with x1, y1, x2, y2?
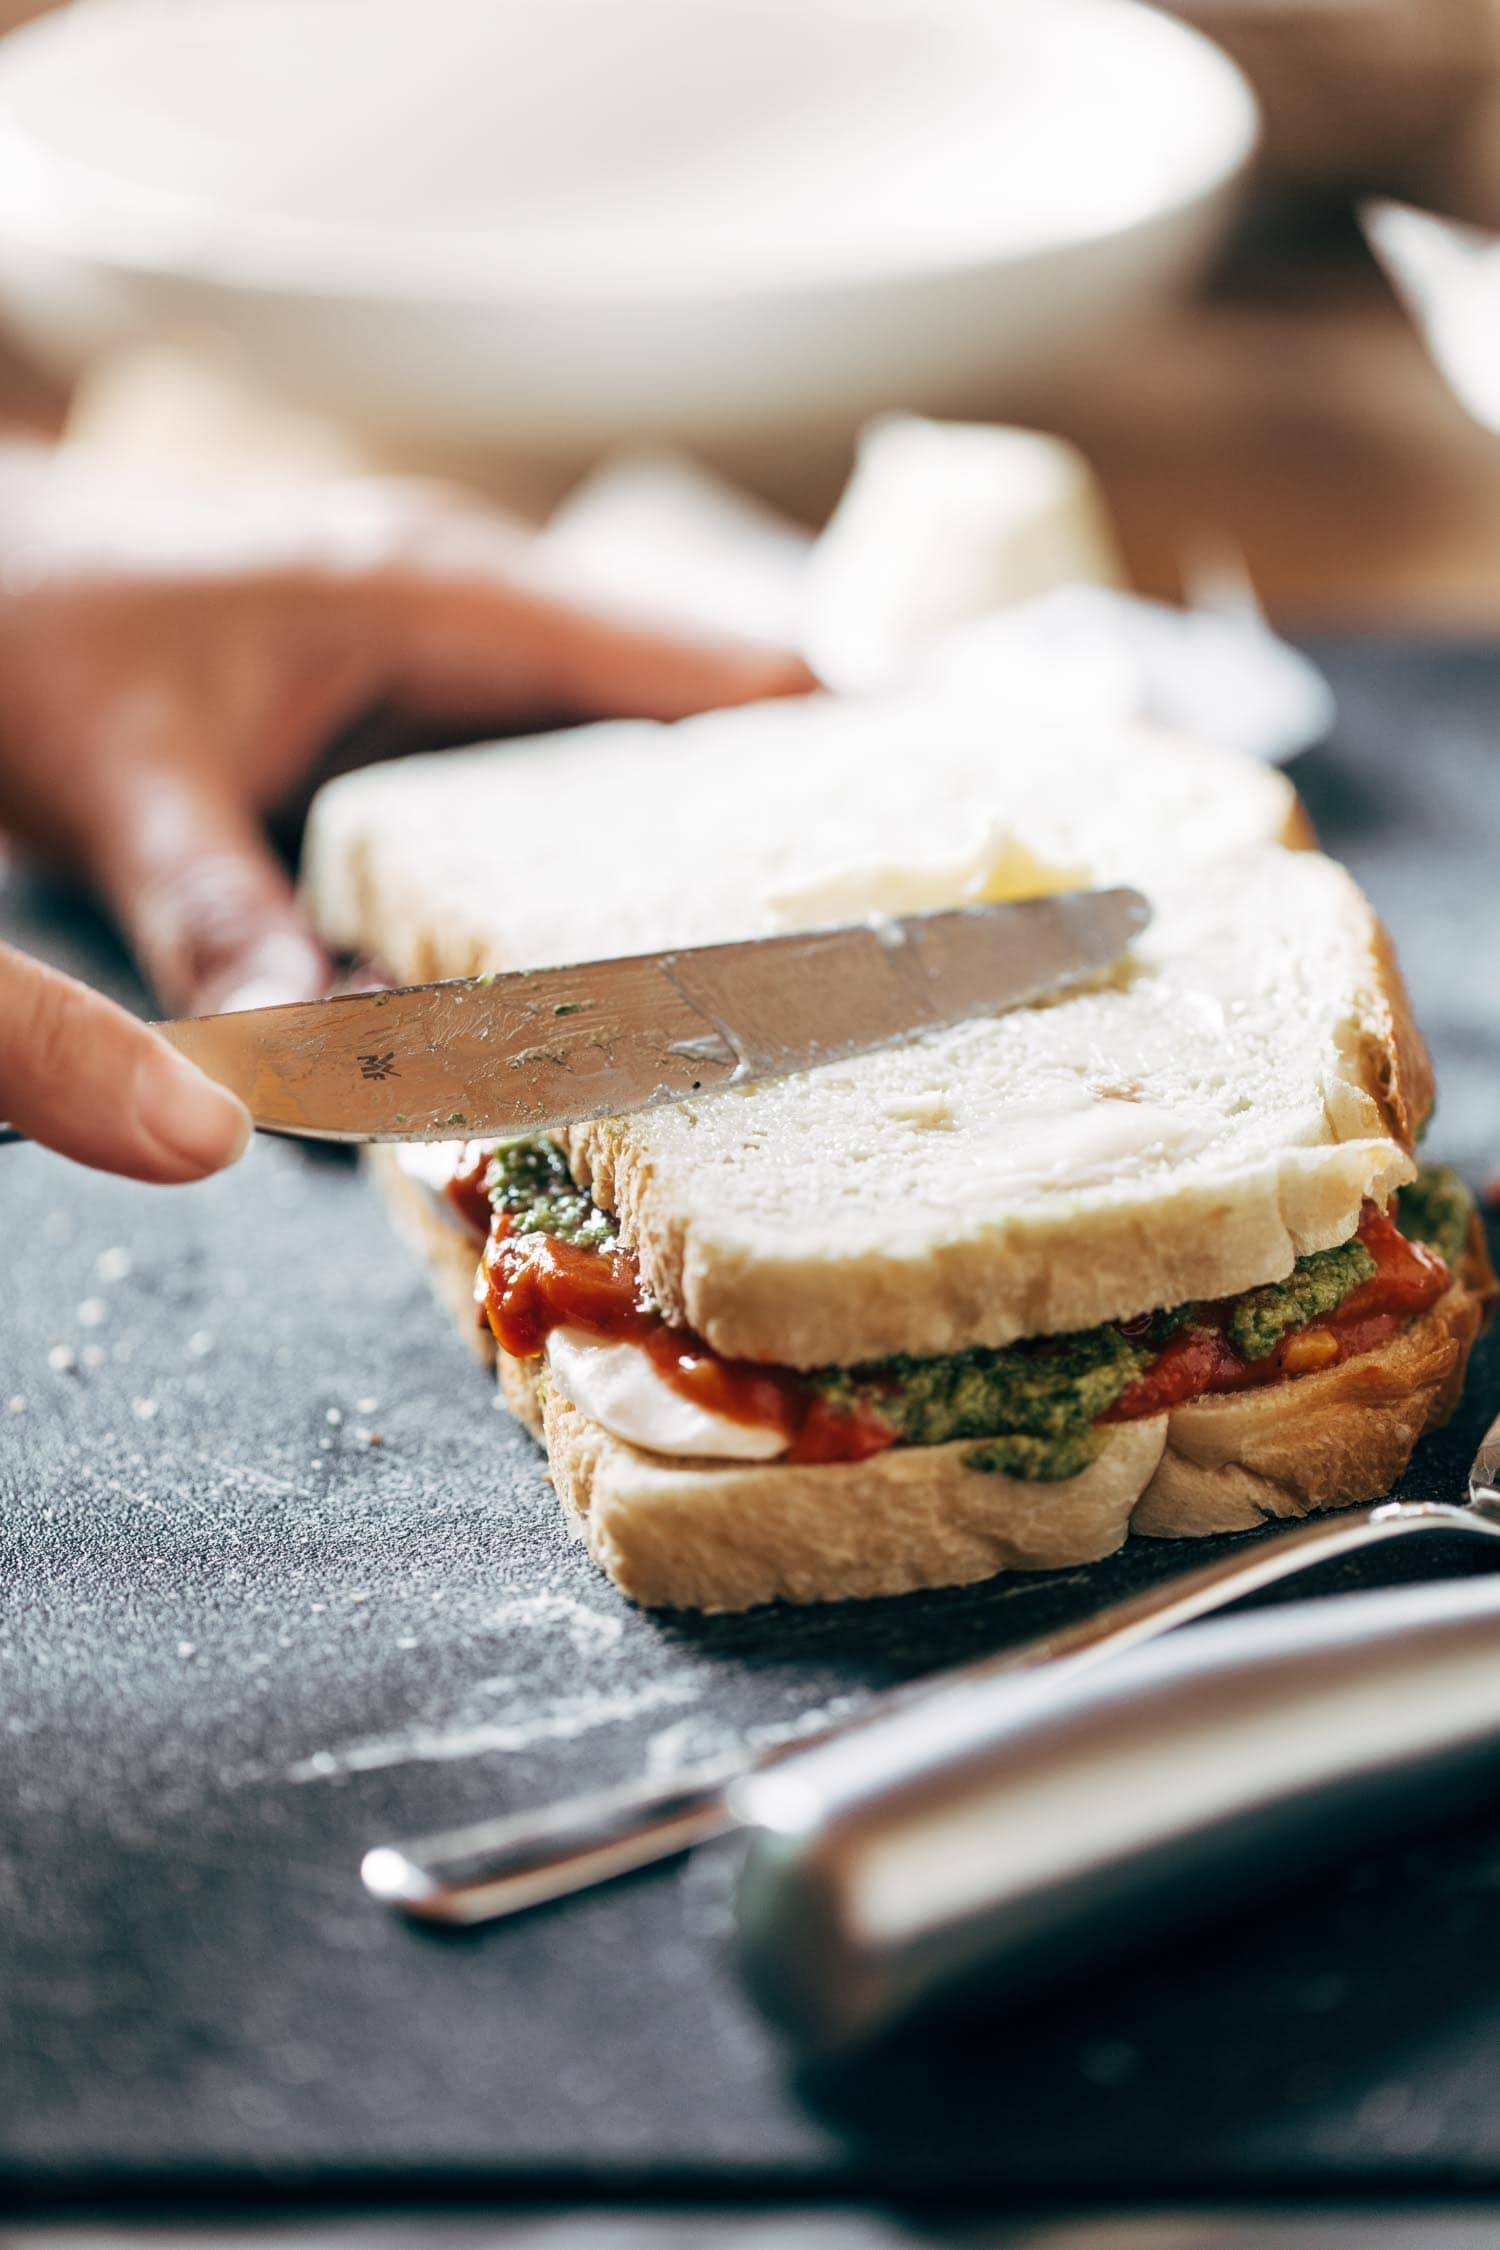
(0, 889, 1147, 1148)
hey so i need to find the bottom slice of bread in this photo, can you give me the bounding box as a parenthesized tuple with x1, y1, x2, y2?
(541, 1387, 1168, 1612)
(370, 1149, 1494, 1612)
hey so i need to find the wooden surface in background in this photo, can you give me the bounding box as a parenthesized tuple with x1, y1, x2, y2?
(1006, 266, 1500, 631)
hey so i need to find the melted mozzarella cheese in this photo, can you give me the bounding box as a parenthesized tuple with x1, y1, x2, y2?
(391, 1146, 786, 1459)
(544, 1328, 787, 1461)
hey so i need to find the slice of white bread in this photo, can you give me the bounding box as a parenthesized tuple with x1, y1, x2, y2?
(304, 689, 1307, 977)
(542, 1263, 1491, 1611)
(560, 846, 1429, 1365)
(326, 842, 1440, 1370)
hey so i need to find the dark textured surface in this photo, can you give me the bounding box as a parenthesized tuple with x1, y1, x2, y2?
(2, 635, 1500, 2201)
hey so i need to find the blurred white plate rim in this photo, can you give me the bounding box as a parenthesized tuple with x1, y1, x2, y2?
(0, 0, 1258, 305)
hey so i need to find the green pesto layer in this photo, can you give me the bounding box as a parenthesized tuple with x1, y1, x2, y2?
(481, 1141, 1471, 1483)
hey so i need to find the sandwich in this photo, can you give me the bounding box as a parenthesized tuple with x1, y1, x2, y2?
(303, 690, 1493, 1612)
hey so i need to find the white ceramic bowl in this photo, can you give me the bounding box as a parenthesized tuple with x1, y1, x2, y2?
(0, 0, 1257, 459)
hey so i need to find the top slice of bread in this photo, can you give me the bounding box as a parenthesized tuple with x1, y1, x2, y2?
(304, 689, 1306, 975)
(303, 692, 1425, 1366)
(561, 845, 1427, 1362)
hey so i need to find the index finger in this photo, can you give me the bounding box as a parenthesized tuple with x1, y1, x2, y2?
(0, 939, 250, 1181)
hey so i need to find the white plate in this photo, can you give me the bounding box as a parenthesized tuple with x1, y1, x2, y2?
(0, 0, 1257, 458)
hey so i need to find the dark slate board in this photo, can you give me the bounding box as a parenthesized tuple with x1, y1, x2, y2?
(3, 634, 1500, 2202)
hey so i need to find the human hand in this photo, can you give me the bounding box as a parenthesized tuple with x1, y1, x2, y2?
(0, 443, 811, 1180)
(0, 938, 252, 1182)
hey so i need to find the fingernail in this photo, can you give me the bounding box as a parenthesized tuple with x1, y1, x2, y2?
(136, 1040, 253, 1175)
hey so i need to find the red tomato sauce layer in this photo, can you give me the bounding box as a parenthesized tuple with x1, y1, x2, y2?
(476, 1187, 1451, 1466)
(480, 1220, 893, 1464)
(1103, 1202, 1448, 1422)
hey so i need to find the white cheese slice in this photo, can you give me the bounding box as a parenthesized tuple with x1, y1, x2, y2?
(544, 1328, 788, 1462)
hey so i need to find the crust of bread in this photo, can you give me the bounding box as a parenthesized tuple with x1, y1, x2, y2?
(1364, 914, 1435, 1155)
(1133, 1225, 1496, 1537)
(1279, 798, 1319, 853)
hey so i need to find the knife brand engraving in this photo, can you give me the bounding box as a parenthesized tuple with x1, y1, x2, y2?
(358, 1052, 399, 1081)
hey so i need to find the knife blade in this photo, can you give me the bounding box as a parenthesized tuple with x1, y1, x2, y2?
(124, 888, 1147, 1145)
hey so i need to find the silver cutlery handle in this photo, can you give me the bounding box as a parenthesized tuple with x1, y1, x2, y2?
(734, 1571, 1500, 2053)
(362, 1499, 1489, 1924)
(360, 1766, 742, 1925)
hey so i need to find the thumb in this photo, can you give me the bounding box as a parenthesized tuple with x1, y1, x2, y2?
(0, 939, 250, 1182)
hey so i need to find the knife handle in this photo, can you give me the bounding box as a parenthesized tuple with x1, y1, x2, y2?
(733, 1571, 1500, 2053)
